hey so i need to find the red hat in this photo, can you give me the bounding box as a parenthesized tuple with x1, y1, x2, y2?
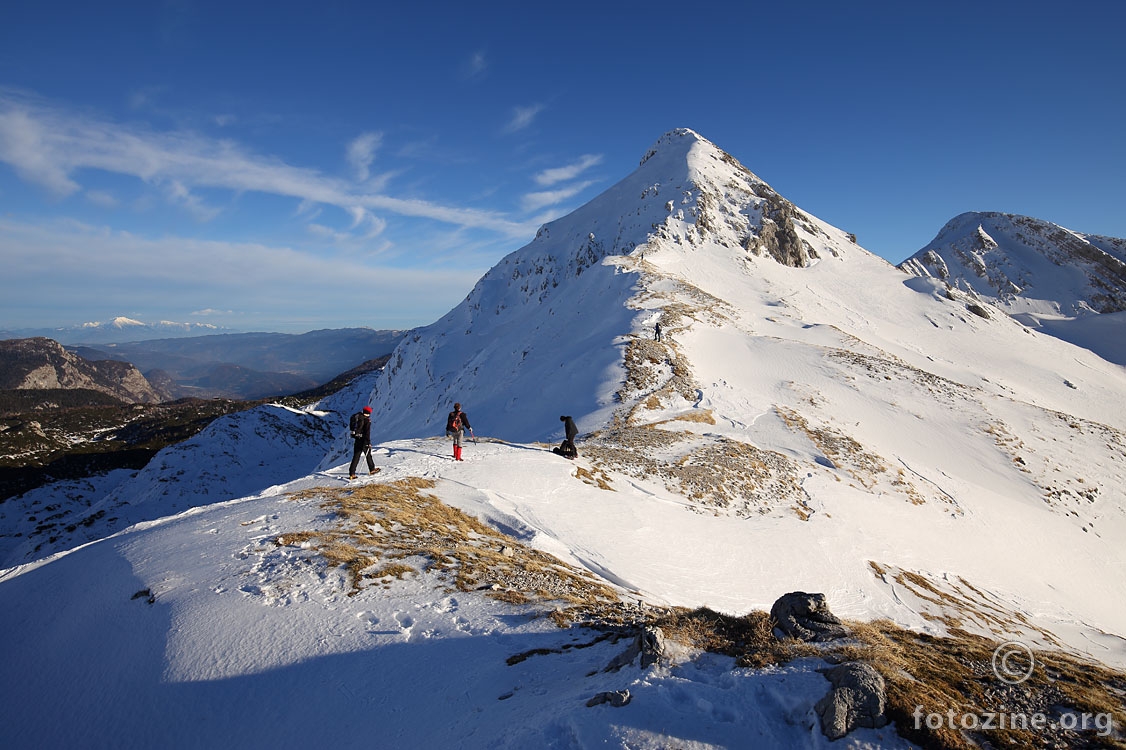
(363, 406, 372, 413)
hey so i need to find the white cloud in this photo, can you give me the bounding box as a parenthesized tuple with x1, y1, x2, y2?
(0, 106, 81, 194)
(534, 154, 603, 186)
(0, 90, 531, 238)
(85, 190, 119, 208)
(347, 131, 382, 182)
(503, 104, 544, 134)
(190, 308, 233, 317)
(521, 181, 594, 212)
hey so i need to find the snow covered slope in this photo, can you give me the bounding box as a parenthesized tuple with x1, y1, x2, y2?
(3, 129, 1125, 749)
(0, 402, 339, 567)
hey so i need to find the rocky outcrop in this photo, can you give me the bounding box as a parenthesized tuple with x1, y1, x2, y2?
(751, 191, 819, 268)
(0, 337, 160, 404)
(815, 662, 889, 740)
(603, 625, 666, 672)
(770, 591, 850, 642)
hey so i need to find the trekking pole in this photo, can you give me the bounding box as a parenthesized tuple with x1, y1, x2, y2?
(470, 428, 477, 444)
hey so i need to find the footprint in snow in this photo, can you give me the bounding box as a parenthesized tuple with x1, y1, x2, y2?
(395, 613, 414, 632)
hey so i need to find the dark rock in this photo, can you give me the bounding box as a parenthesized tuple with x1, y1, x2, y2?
(815, 662, 888, 740)
(586, 689, 631, 708)
(770, 592, 849, 642)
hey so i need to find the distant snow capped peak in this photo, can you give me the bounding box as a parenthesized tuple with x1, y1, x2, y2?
(900, 211, 1126, 317)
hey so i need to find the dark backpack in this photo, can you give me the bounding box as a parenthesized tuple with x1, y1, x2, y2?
(451, 413, 462, 431)
(349, 412, 367, 439)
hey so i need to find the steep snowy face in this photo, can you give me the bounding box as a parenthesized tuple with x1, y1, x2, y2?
(899, 211, 1126, 316)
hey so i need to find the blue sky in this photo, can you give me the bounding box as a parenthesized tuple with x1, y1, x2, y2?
(2, 1, 1123, 334)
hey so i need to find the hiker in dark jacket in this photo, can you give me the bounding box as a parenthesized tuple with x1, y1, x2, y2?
(554, 415, 579, 459)
(349, 406, 376, 478)
(560, 415, 578, 444)
(446, 402, 471, 461)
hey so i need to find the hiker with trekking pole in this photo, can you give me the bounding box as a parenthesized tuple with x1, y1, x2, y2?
(445, 402, 474, 460)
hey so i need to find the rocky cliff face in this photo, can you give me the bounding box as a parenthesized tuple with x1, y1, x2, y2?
(0, 337, 161, 404)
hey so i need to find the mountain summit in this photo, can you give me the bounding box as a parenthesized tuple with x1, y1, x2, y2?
(356, 128, 864, 445)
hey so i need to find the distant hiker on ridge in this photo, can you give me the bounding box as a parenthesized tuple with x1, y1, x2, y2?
(654, 321, 663, 342)
(446, 402, 472, 461)
(348, 406, 379, 479)
(553, 414, 579, 459)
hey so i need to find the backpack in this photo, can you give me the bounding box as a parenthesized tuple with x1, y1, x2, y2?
(451, 413, 462, 431)
(349, 412, 366, 439)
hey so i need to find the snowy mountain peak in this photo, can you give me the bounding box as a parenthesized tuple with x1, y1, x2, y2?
(900, 211, 1126, 317)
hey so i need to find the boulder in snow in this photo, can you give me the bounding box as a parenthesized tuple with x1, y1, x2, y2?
(770, 592, 849, 642)
(814, 662, 888, 740)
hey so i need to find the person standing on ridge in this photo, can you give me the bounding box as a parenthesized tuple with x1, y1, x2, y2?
(654, 321, 663, 342)
(348, 406, 379, 479)
(446, 402, 472, 461)
(554, 414, 579, 459)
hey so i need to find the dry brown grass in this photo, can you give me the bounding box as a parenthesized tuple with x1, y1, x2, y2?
(282, 478, 621, 614)
(840, 621, 1126, 750)
(581, 426, 804, 517)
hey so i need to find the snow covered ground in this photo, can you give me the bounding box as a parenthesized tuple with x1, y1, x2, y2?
(2, 129, 1124, 748)
(0, 441, 914, 749)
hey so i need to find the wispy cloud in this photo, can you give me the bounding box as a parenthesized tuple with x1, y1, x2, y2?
(0, 90, 531, 238)
(346, 131, 382, 182)
(165, 179, 222, 222)
(521, 181, 594, 212)
(503, 104, 544, 134)
(463, 51, 488, 79)
(534, 154, 603, 186)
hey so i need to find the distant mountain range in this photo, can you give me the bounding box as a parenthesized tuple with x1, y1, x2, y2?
(0, 317, 232, 345)
(75, 328, 407, 399)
